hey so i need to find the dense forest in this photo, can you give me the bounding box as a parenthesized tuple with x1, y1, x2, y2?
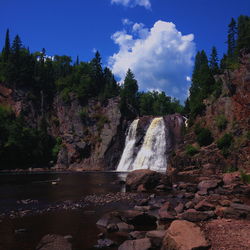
(0, 15, 249, 168)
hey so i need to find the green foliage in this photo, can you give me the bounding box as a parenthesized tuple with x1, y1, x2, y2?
(196, 127, 213, 146)
(217, 133, 233, 149)
(93, 113, 109, 131)
(240, 171, 250, 184)
(0, 104, 57, 169)
(209, 46, 219, 74)
(246, 131, 250, 140)
(224, 165, 238, 173)
(185, 144, 199, 156)
(139, 91, 183, 116)
(79, 107, 88, 123)
(217, 133, 233, 157)
(120, 69, 139, 119)
(212, 80, 223, 99)
(52, 137, 62, 161)
(216, 115, 228, 131)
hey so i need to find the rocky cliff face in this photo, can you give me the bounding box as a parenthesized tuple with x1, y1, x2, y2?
(169, 53, 250, 174)
(0, 83, 125, 170)
(54, 95, 124, 170)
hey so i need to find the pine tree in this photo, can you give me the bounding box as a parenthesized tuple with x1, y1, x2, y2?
(120, 69, 139, 118)
(76, 55, 79, 66)
(90, 51, 103, 94)
(237, 15, 250, 53)
(2, 29, 10, 62)
(209, 46, 219, 74)
(227, 18, 237, 58)
(189, 50, 214, 117)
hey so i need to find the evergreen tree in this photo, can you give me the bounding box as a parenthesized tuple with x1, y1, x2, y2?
(76, 55, 79, 66)
(103, 67, 119, 99)
(90, 51, 103, 94)
(120, 69, 138, 118)
(227, 18, 237, 58)
(237, 15, 250, 53)
(189, 50, 214, 117)
(2, 29, 10, 62)
(209, 46, 219, 74)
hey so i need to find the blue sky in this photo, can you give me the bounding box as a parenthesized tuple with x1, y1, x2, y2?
(0, 0, 250, 101)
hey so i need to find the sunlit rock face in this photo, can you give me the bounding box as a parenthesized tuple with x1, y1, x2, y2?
(116, 114, 184, 172)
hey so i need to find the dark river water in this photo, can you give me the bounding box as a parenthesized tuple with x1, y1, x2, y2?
(0, 172, 131, 250)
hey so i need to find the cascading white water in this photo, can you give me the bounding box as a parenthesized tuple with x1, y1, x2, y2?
(116, 119, 139, 171)
(132, 117, 167, 172)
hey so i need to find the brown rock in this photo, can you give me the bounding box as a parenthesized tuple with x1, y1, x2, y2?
(146, 230, 165, 247)
(162, 220, 210, 250)
(159, 202, 176, 221)
(223, 172, 240, 185)
(198, 179, 222, 192)
(181, 210, 213, 222)
(129, 231, 146, 240)
(126, 169, 162, 191)
(194, 200, 215, 211)
(118, 238, 152, 250)
(117, 222, 134, 232)
(174, 203, 184, 214)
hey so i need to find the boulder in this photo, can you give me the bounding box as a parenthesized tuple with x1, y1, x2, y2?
(119, 210, 157, 227)
(198, 179, 222, 192)
(95, 238, 116, 248)
(117, 222, 134, 232)
(181, 209, 214, 222)
(36, 234, 72, 250)
(126, 170, 162, 191)
(194, 200, 215, 211)
(162, 220, 210, 250)
(96, 212, 121, 228)
(223, 172, 240, 185)
(128, 231, 146, 240)
(146, 230, 165, 247)
(159, 202, 176, 221)
(118, 238, 152, 250)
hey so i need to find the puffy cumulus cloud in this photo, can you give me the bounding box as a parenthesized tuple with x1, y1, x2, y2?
(111, 0, 151, 9)
(108, 20, 195, 101)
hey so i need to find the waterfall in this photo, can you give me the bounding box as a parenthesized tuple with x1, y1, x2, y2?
(116, 119, 139, 171)
(132, 117, 166, 172)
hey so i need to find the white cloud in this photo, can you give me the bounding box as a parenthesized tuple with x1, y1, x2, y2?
(111, 0, 151, 9)
(122, 18, 133, 25)
(109, 20, 195, 101)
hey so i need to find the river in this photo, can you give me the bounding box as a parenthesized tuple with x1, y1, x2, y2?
(0, 172, 133, 250)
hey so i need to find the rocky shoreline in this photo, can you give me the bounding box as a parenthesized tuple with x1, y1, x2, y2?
(6, 169, 247, 250)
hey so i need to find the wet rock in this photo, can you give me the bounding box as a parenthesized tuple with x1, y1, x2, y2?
(95, 238, 116, 248)
(96, 212, 121, 228)
(118, 238, 152, 250)
(146, 230, 165, 247)
(185, 201, 194, 209)
(162, 220, 210, 250)
(178, 183, 197, 193)
(181, 209, 214, 222)
(198, 179, 222, 192)
(194, 200, 215, 211)
(119, 210, 157, 227)
(36, 234, 72, 250)
(137, 198, 149, 206)
(107, 223, 118, 232)
(159, 202, 176, 221)
(128, 231, 146, 240)
(126, 170, 162, 191)
(174, 203, 184, 214)
(117, 222, 134, 232)
(134, 205, 151, 212)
